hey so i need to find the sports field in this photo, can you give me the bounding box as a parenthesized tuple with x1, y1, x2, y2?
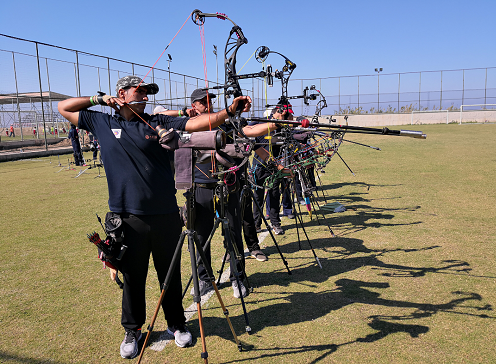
(0, 123, 495, 363)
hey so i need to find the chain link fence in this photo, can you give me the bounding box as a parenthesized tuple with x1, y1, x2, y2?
(1, 34, 495, 143)
(0, 34, 256, 143)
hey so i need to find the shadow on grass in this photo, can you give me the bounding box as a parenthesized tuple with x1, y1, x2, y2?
(315, 181, 396, 192)
(195, 278, 493, 362)
(217, 318, 429, 363)
(0, 351, 67, 364)
(189, 235, 493, 354)
(283, 197, 424, 239)
(260, 236, 449, 280)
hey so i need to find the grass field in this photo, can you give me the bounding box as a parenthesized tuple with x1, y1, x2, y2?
(0, 123, 495, 364)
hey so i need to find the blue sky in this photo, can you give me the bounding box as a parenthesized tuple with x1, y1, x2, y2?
(1, 0, 495, 111)
(2, 0, 494, 77)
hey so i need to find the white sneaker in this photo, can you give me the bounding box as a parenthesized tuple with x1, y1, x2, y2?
(167, 324, 193, 348)
(120, 329, 142, 359)
(232, 280, 248, 298)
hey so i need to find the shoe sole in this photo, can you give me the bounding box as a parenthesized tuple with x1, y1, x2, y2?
(250, 253, 268, 262)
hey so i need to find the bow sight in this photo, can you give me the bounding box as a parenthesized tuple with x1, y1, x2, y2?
(265, 86, 320, 116)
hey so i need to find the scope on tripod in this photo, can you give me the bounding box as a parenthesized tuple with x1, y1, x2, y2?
(157, 126, 228, 190)
(156, 126, 226, 151)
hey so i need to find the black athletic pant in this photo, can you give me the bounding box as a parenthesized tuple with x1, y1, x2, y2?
(194, 186, 245, 283)
(119, 212, 185, 331)
(238, 169, 261, 252)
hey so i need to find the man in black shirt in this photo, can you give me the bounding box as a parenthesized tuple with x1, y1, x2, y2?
(58, 76, 251, 359)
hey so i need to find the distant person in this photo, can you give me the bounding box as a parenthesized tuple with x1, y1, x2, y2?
(9, 125, 15, 137)
(68, 124, 85, 166)
(89, 133, 99, 161)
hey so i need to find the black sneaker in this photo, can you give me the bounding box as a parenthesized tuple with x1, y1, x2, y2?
(256, 226, 262, 233)
(120, 328, 142, 359)
(167, 324, 193, 348)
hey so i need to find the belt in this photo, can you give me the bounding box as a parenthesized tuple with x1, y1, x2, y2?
(195, 182, 218, 189)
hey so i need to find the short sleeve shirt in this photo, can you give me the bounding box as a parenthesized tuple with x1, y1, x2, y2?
(78, 109, 188, 215)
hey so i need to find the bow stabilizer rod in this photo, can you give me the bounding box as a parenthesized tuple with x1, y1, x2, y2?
(246, 117, 427, 139)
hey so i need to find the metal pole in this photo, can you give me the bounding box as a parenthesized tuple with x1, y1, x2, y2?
(398, 73, 400, 112)
(485, 68, 487, 106)
(418, 72, 421, 111)
(12, 52, 23, 140)
(163, 80, 167, 108)
(377, 73, 380, 111)
(75, 51, 81, 97)
(35, 43, 48, 150)
(97, 67, 103, 112)
(462, 69, 465, 107)
(357, 76, 360, 112)
(75, 50, 84, 145)
(338, 76, 341, 113)
(168, 60, 172, 109)
(184, 75, 187, 110)
(301, 79, 303, 115)
(107, 58, 112, 115)
(252, 78, 255, 117)
(375, 68, 382, 113)
(152, 69, 156, 111)
(45, 58, 55, 138)
(440, 71, 443, 110)
(214, 45, 219, 110)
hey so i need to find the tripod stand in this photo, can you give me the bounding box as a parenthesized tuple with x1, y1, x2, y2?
(192, 179, 253, 333)
(75, 160, 104, 178)
(137, 159, 243, 364)
(284, 177, 323, 269)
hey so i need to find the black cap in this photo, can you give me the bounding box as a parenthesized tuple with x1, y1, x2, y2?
(190, 88, 216, 103)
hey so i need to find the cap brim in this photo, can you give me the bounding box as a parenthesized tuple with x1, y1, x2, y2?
(192, 93, 217, 103)
(142, 83, 159, 95)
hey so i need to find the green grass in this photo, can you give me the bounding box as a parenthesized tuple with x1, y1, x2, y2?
(1, 123, 495, 363)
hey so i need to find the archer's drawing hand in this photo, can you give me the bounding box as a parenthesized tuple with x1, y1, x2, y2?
(230, 95, 252, 114)
(105, 96, 122, 112)
(186, 108, 198, 117)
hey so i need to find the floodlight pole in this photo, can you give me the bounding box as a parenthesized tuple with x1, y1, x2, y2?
(213, 45, 218, 110)
(375, 68, 383, 112)
(167, 54, 173, 109)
